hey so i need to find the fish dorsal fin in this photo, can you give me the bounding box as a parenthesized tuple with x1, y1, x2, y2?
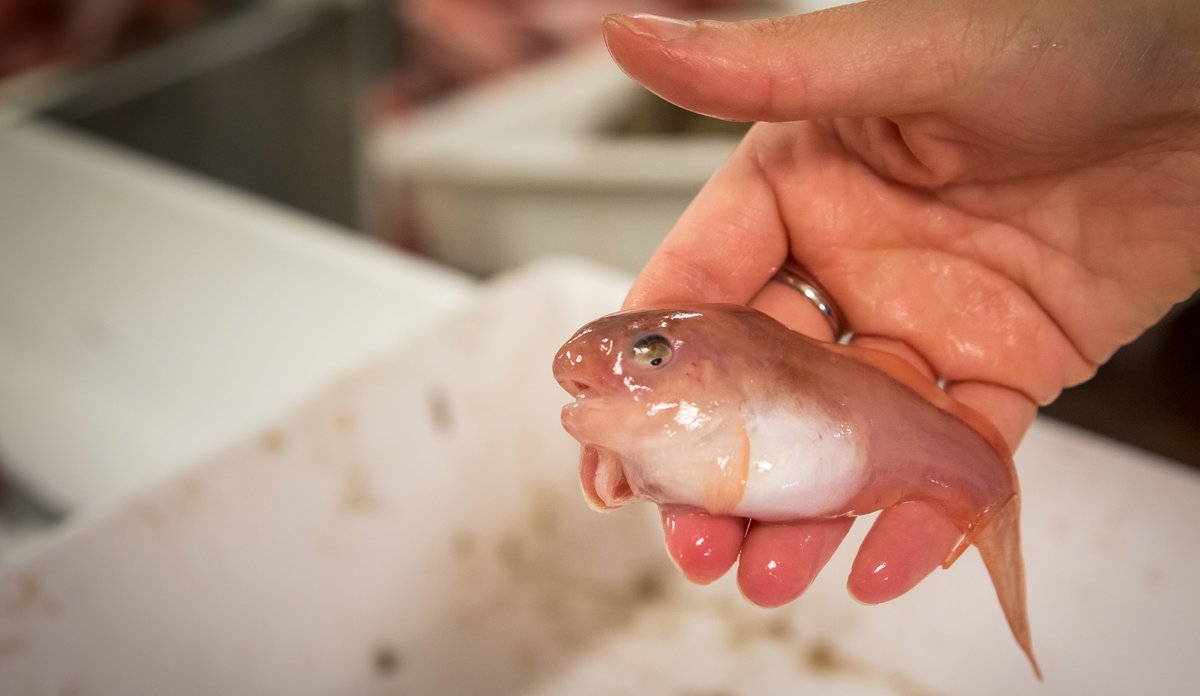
(833, 343, 1014, 461)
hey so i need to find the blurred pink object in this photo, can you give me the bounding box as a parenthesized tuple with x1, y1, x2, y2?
(374, 0, 763, 117)
(0, 0, 206, 80)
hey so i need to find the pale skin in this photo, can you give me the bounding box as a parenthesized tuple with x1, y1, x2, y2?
(604, 0, 1200, 607)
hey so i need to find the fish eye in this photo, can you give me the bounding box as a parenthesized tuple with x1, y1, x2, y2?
(631, 334, 673, 369)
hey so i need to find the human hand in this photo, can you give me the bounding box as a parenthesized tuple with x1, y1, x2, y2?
(603, 0, 1200, 607)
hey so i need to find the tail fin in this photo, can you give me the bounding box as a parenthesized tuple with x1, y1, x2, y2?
(971, 495, 1042, 680)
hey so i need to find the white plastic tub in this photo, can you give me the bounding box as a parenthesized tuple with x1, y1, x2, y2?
(365, 46, 741, 276)
(0, 123, 473, 512)
(2, 259, 1197, 694)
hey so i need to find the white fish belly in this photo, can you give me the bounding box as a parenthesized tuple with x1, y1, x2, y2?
(734, 407, 866, 520)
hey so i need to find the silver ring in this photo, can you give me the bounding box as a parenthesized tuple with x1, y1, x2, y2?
(771, 262, 848, 339)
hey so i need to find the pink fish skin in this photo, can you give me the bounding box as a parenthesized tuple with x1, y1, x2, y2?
(553, 304, 1040, 677)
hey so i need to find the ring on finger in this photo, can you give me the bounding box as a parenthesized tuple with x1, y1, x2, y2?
(771, 261, 849, 340)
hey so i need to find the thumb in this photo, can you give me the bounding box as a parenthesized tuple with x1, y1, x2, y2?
(602, 3, 966, 122)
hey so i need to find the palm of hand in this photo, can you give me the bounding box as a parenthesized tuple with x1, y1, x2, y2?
(764, 113, 1200, 399)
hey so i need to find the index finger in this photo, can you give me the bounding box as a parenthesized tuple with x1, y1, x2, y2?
(623, 128, 789, 309)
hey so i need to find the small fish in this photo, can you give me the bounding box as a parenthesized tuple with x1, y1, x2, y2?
(553, 304, 1040, 677)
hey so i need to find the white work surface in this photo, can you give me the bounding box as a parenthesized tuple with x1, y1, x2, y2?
(1, 260, 1196, 695)
(0, 122, 474, 511)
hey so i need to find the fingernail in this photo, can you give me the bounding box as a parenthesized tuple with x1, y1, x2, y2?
(605, 13, 696, 41)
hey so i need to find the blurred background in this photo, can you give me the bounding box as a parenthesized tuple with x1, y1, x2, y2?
(0, 0, 1196, 541)
(0, 2, 1197, 693)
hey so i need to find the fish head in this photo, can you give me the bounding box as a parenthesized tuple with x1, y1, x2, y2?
(553, 305, 762, 510)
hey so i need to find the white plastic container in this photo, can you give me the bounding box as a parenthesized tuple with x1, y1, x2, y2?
(366, 46, 741, 275)
(0, 123, 473, 511)
(2, 259, 1197, 695)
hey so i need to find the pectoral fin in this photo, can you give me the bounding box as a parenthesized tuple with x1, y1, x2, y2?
(700, 424, 751, 515)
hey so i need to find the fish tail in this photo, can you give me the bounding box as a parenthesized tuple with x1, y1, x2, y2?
(965, 495, 1042, 680)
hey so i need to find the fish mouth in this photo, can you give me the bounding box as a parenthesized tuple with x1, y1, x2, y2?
(558, 377, 592, 397)
(557, 387, 634, 509)
(578, 445, 635, 511)
(559, 391, 615, 442)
